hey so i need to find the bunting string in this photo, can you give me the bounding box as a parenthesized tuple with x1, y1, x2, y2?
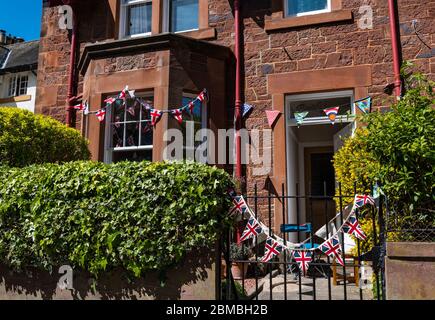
(229, 192, 377, 270)
(75, 86, 208, 124)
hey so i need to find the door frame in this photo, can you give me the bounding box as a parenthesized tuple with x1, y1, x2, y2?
(285, 90, 355, 229)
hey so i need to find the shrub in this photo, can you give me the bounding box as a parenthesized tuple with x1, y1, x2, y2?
(0, 107, 90, 167)
(359, 72, 434, 227)
(334, 68, 435, 245)
(0, 161, 234, 277)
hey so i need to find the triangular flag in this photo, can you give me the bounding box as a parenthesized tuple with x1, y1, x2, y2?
(294, 111, 309, 127)
(261, 237, 285, 262)
(292, 250, 312, 275)
(240, 217, 264, 242)
(342, 214, 367, 241)
(242, 104, 253, 118)
(355, 97, 371, 114)
(73, 102, 86, 111)
(197, 90, 207, 102)
(127, 104, 136, 117)
(96, 109, 106, 122)
(83, 102, 89, 115)
(354, 194, 375, 208)
(150, 109, 163, 126)
(171, 109, 184, 124)
(104, 97, 116, 106)
(324, 107, 340, 125)
(229, 196, 249, 216)
(188, 101, 196, 115)
(266, 110, 281, 128)
(319, 234, 345, 266)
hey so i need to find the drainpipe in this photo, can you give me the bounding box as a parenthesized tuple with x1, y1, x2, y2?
(234, 0, 243, 244)
(234, 0, 242, 180)
(388, 0, 402, 98)
(66, 4, 78, 127)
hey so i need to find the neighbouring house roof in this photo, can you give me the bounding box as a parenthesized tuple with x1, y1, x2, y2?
(0, 40, 39, 75)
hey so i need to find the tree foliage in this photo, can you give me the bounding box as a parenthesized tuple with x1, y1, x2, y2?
(334, 68, 435, 243)
(0, 107, 90, 167)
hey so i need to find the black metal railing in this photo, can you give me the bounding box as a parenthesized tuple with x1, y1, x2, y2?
(219, 182, 387, 301)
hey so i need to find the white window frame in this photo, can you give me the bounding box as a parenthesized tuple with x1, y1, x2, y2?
(284, 0, 331, 17)
(163, 0, 200, 34)
(119, 0, 153, 39)
(286, 90, 355, 127)
(104, 92, 154, 164)
(7, 74, 28, 98)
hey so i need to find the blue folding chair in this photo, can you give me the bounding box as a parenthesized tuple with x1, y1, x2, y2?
(280, 223, 324, 279)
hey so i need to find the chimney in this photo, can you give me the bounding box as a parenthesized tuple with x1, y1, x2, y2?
(0, 30, 6, 45)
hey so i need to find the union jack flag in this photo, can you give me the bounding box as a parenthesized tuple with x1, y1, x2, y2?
(118, 86, 135, 100)
(292, 250, 312, 275)
(73, 102, 86, 111)
(261, 237, 285, 263)
(343, 214, 367, 241)
(197, 90, 207, 102)
(104, 97, 116, 106)
(324, 107, 340, 125)
(229, 196, 248, 216)
(171, 109, 184, 124)
(319, 234, 344, 266)
(240, 217, 264, 242)
(96, 109, 106, 122)
(188, 101, 196, 115)
(354, 194, 375, 208)
(150, 109, 163, 126)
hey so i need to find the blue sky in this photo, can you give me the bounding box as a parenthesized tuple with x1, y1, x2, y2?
(0, 0, 43, 41)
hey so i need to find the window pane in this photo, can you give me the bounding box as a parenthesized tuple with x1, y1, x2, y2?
(140, 121, 153, 146)
(287, 0, 328, 16)
(290, 96, 351, 119)
(19, 76, 28, 96)
(127, 2, 152, 35)
(112, 123, 125, 148)
(170, 0, 199, 32)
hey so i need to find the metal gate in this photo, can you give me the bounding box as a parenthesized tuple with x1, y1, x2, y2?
(219, 183, 387, 301)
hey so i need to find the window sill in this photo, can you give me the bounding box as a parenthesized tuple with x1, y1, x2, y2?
(265, 10, 353, 32)
(176, 27, 217, 40)
(0, 95, 31, 104)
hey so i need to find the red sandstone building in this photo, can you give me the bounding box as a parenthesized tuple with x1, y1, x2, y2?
(36, 0, 434, 231)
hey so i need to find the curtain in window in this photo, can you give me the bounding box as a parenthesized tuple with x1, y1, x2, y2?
(287, 0, 328, 16)
(170, 0, 199, 32)
(127, 1, 152, 35)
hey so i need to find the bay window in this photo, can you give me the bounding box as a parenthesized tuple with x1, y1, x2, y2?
(104, 93, 154, 163)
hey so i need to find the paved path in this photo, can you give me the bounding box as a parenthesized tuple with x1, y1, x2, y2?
(256, 274, 373, 300)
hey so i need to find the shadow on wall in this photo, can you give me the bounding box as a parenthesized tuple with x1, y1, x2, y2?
(0, 249, 215, 300)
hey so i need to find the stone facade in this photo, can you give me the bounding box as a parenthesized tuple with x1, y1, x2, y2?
(385, 242, 435, 300)
(35, 0, 435, 229)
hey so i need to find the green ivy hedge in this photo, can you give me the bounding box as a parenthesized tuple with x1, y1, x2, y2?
(0, 161, 234, 277)
(0, 107, 90, 167)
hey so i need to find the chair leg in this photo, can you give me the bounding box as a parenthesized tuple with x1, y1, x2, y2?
(354, 257, 360, 287)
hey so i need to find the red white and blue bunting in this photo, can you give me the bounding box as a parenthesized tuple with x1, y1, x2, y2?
(229, 192, 376, 272)
(74, 86, 208, 125)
